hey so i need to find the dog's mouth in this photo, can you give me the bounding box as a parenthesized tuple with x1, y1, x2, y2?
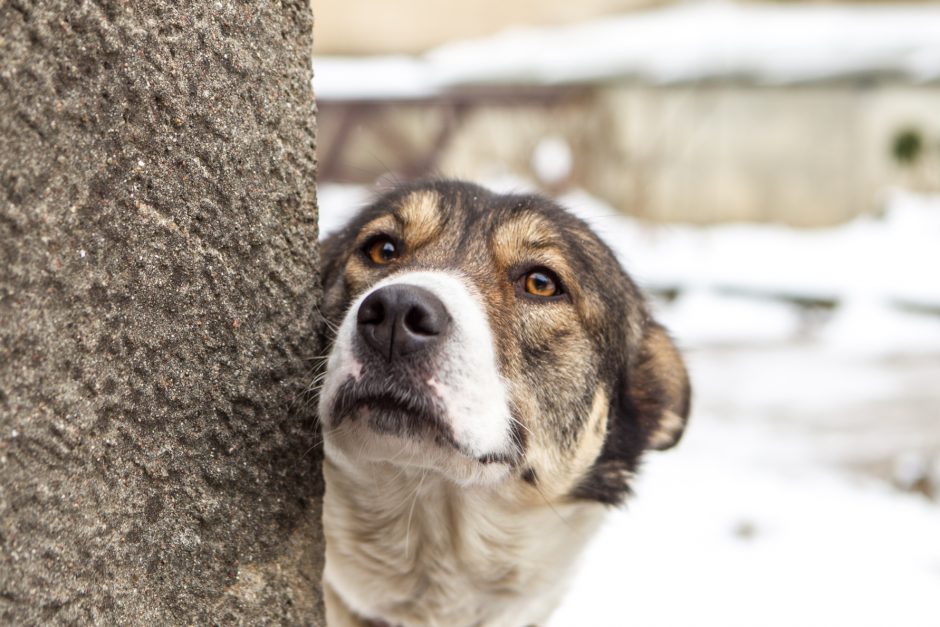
(328, 378, 514, 466)
(332, 379, 446, 439)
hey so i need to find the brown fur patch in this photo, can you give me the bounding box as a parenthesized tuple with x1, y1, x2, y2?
(397, 190, 442, 250)
(514, 386, 611, 504)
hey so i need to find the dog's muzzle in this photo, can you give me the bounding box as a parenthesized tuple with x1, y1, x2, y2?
(320, 270, 517, 473)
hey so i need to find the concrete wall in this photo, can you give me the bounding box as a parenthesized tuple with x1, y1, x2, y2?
(587, 85, 940, 224)
(319, 83, 940, 225)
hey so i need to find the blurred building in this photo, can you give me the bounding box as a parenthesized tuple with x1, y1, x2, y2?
(313, 2, 940, 225)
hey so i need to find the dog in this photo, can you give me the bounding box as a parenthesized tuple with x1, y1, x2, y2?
(317, 180, 690, 627)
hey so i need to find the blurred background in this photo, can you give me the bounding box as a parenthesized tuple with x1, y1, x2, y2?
(311, 1, 940, 624)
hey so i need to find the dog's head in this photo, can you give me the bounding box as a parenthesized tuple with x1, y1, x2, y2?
(318, 180, 690, 504)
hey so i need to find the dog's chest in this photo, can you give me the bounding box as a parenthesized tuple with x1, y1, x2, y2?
(323, 462, 606, 627)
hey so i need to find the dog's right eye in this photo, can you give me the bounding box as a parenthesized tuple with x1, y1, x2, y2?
(362, 235, 400, 265)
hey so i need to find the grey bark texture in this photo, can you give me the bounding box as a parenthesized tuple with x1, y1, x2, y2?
(1, 1, 324, 624)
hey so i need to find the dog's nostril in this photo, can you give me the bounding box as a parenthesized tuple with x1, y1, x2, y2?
(404, 305, 437, 336)
(357, 295, 385, 327)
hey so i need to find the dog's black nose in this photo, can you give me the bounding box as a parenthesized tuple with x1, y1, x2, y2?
(356, 284, 451, 361)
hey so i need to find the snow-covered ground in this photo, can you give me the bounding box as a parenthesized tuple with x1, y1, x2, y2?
(551, 417, 940, 627)
(317, 182, 940, 626)
(314, 3, 940, 100)
(561, 187, 940, 314)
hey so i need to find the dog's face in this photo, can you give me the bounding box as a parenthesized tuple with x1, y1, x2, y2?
(318, 180, 690, 504)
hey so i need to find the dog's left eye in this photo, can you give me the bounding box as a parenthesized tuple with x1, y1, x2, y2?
(523, 269, 563, 298)
(363, 235, 399, 265)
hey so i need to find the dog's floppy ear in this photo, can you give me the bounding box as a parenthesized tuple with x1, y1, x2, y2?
(628, 321, 691, 451)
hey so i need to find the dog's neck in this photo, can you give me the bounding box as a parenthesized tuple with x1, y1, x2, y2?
(323, 457, 607, 627)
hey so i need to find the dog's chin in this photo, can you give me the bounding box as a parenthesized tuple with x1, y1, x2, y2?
(322, 399, 514, 487)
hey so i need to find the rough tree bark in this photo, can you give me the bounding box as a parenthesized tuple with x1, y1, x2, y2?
(1, 1, 324, 624)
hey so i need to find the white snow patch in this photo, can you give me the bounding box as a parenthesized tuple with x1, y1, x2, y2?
(315, 4, 940, 100)
(657, 289, 803, 347)
(550, 420, 940, 627)
(313, 56, 439, 101)
(558, 187, 940, 314)
(531, 136, 573, 185)
(316, 183, 374, 238)
(823, 297, 940, 354)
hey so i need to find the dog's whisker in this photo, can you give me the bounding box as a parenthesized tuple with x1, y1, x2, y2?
(302, 423, 354, 459)
(532, 481, 569, 527)
(382, 443, 413, 470)
(301, 441, 319, 459)
(303, 380, 327, 394)
(312, 305, 341, 336)
(383, 461, 413, 486)
(355, 428, 371, 461)
(302, 354, 332, 362)
(403, 470, 427, 562)
(509, 415, 533, 438)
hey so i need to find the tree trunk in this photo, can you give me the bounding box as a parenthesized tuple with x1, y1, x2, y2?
(1, 1, 323, 623)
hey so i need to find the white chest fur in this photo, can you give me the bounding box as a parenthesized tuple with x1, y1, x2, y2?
(323, 459, 607, 627)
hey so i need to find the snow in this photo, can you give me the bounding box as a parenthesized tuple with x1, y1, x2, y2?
(823, 297, 940, 355)
(558, 187, 940, 313)
(530, 136, 573, 186)
(317, 182, 940, 626)
(657, 289, 803, 346)
(550, 425, 940, 627)
(313, 56, 437, 101)
(316, 183, 374, 237)
(314, 3, 940, 100)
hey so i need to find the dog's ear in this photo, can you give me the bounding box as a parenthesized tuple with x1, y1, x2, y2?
(627, 321, 691, 451)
